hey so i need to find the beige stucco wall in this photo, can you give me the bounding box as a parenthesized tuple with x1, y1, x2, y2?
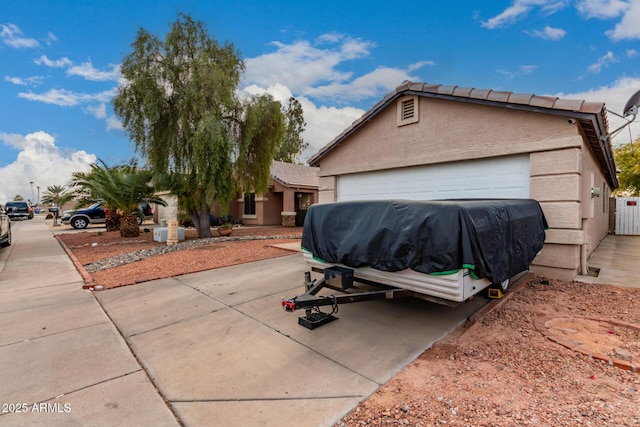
(316, 98, 578, 177)
(238, 181, 318, 226)
(313, 96, 613, 282)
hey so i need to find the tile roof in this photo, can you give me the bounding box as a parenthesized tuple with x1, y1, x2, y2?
(308, 81, 617, 188)
(270, 160, 319, 189)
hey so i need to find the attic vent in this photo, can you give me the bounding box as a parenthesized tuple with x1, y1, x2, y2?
(397, 95, 419, 126)
(402, 99, 415, 119)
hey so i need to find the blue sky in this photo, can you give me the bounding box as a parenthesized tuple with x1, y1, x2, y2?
(1, 0, 640, 203)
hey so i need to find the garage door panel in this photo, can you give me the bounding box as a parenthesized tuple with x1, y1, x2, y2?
(337, 156, 530, 201)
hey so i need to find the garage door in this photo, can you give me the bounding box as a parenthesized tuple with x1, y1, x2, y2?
(337, 155, 530, 201)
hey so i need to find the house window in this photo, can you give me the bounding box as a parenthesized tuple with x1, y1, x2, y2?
(244, 193, 256, 215)
(397, 95, 419, 126)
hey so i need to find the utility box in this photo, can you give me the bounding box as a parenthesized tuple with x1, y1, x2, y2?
(324, 266, 354, 290)
(153, 227, 185, 242)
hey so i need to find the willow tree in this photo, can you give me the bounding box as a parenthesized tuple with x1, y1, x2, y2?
(274, 97, 308, 164)
(113, 14, 285, 238)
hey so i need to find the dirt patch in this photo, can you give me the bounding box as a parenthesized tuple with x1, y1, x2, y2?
(338, 278, 640, 426)
(57, 226, 302, 289)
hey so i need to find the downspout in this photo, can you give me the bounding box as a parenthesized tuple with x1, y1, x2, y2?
(580, 219, 589, 276)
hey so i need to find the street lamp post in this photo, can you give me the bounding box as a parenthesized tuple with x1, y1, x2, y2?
(29, 181, 34, 205)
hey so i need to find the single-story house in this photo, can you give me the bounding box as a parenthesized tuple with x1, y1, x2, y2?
(239, 160, 319, 227)
(308, 81, 618, 281)
(154, 161, 319, 227)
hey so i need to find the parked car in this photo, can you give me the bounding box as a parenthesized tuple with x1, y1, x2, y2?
(0, 205, 11, 248)
(61, 202, 107, 229)
(62, 202, 153, 229)
(136, 202, 154, 225)
(4, 201, 34, 220)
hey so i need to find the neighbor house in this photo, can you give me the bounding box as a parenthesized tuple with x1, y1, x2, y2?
(308, 81, 618, 281)
(238, 160, 319, 227)
(154, 161, 319, 227)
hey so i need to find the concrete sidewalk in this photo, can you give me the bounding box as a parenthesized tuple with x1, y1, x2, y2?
(576, 234, 640, 288)
(0, 217, 177, 426)
(0, 216, 488, 426)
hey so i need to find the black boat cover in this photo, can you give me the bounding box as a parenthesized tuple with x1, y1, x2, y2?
(301, 199, 548, 284)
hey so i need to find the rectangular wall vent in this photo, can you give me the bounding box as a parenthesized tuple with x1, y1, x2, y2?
(401, 98, 415, 120)
(397, 95, 419, 126)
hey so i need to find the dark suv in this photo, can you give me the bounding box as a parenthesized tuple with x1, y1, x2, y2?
(4, 201, 34, 220)
(61, 202, 106, 229)
(62, 202, 153, 229)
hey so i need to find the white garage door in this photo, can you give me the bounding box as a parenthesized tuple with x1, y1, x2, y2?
(337, 155, 530, 201)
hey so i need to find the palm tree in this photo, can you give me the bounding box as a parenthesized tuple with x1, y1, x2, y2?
(70, 159, 166, 237)
(40, 185, 74, 225)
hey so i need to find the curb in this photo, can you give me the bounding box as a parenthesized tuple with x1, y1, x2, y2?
(53, 235, 96, 289)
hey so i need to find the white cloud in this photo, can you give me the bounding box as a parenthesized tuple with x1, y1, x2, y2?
(5, 75, 43, 86)
(481, 0, 569, 29)
(0, 131, 95, 203)
(575, 0, 629, 19)
(86, 103, 107, 119)
(243, 35, 375, 94)
(556, 76, 640, 146)
(0, 23, 39, 48)
(34, 55, 73, 68)
(531, 26, 567, 40)
(606, 0, 640, 39)
(106, 116, 124, 131)
(67, 61, 121, 82)
(18, 88, 114, 106)
(34, 56, 121, 81)
(45, 32, 58, 45)
(588, 51, 617, 73)
(497, 65, 538, 79)
(627, 49, 639, 58)
(244, 36, 430, 103)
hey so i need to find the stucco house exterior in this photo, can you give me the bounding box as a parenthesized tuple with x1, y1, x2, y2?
(239, 160, 319, 227)
(155, 161, 319, 228)
(308, 81, 618, 281)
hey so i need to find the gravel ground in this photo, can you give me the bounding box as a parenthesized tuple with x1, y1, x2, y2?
(337, 278, 640, 426)
(57, 226, 302, 288)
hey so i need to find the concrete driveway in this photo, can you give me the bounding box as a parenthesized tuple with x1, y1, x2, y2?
(94, 255, 487, 426)
(1, 217, 488, 426)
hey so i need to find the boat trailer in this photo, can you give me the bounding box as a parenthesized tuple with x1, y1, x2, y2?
(281, 266, 450, 330)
